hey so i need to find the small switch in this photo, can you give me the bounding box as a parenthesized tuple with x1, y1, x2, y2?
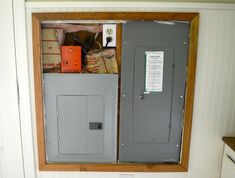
(89, 122, 103, 130)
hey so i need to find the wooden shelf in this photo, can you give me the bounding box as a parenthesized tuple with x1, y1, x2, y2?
(223, 137, 235, 151)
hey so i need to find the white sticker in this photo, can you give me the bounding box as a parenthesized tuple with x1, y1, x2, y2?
(145, 51, 164, 92)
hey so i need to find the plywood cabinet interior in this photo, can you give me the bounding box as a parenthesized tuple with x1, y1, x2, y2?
(32, 12, 199, 172)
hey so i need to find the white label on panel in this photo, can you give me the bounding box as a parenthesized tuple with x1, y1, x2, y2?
(145, 51, 164, 92)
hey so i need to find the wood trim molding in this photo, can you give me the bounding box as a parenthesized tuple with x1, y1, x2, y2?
(180, 14, 199, 171)
(32, 12, 198, 21)
(32, 14, 47, 169)
(32, 12, 199, 172)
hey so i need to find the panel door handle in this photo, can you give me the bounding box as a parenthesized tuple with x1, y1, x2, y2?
(139, 94, 145, 100)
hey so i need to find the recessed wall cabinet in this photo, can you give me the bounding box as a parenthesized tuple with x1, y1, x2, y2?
(32, 12, 199, 172)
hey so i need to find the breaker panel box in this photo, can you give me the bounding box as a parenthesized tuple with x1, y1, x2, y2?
(43, 74, 118, 163)
(120, 21, 190, 163)
(61, 46, 82, 73)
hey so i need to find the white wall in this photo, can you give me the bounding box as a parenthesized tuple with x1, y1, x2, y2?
(0, 0, 25, 178)
(14, 2, 235, 178)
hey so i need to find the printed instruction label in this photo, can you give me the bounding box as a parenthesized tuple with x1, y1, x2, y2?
(145, 51, 164, 92)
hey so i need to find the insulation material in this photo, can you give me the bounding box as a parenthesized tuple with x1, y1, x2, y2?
(86, 49, 118, 74)
(42, 24, 103, 45)
(42, 41, 60, 54)
(42, 23, 103, 33)
(41, 28, 61, 72)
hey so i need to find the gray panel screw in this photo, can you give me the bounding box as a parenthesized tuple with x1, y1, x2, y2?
(122, 94, 126, 98)
(183, 42, 187, 45)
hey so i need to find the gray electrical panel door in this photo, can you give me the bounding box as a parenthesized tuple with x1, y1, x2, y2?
(120, 21, 189, 163)
(44, 74, 118, 163)
(57, 95, 104, 155)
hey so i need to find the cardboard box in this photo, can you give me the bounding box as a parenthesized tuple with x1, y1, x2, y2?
(41, 28, 61, 72)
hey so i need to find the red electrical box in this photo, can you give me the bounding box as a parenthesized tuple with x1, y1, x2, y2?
(61, 46, 82, 73)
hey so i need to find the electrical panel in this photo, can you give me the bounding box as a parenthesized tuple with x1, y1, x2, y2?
(119, 21, 190, 163)
(44, 74, 118, 163)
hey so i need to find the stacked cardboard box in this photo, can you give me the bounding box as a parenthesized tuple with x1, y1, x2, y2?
(41, 28, 61, 72)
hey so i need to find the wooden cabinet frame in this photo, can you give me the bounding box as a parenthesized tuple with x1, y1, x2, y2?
(32, 12, 199, 172)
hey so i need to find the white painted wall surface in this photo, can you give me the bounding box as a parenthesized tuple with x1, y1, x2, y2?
(13, 2, 235, 178)
(0, 112, 4, 178)
(0, 0, 25, 178)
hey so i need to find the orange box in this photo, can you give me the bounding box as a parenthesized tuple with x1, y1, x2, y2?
(61, 46, 82, 73)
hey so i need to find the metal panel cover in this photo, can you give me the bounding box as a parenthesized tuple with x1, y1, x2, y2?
(120, 21, 189, 163)
(44, 74, 118, 163)
(57, 95, 104, 155)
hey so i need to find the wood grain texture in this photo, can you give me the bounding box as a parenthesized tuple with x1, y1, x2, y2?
(32, 14, 47, 169)
(32, 12, 199, 172)
(33, 12, 198, 21)
(180, 14, 199, 171)
(116, 25, 122, 160)
(40, 163, 185, 172)
(223, 137, 235, 151)
(116, 24, 122, 71)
